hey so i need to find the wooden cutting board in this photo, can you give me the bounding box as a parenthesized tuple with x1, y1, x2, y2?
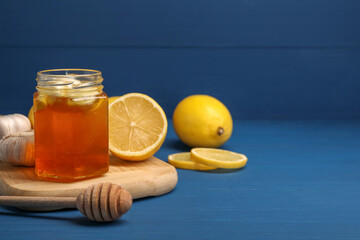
(0, 155, 177, 210)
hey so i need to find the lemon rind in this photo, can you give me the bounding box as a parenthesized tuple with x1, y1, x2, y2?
(109, 93, 168, 161)
(190, 148, 248, 169)
(168, 153, 217, 171)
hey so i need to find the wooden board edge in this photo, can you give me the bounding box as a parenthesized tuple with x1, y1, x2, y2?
(0, 167, 178, 198)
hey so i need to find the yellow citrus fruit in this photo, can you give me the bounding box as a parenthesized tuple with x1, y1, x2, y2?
(109, 93, 167, 161)
(28, 93, 104, 128)
(108, 96, 120, 105)
(168, 152, 217, 171)
(28, 95, 124, 127)
(191, 148, 247, 169)
(28, 105, 35, 128)
(173, 95, 232, 147)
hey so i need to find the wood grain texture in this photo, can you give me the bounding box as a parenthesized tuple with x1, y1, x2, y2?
(0, 155, 178, 201)
(1, 0, 360, 47)
(1, 1, 360, 120)
(0, 120, 360, 239)
(0, 196, 76, 209)
(0, 182, 133, 222)
(1, 47, 360, 119)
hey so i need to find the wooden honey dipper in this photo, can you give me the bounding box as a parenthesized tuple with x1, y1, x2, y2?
(0, 182, 132, 222)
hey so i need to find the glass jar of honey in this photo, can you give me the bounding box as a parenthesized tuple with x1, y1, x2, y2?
(34, 69, 109, 181)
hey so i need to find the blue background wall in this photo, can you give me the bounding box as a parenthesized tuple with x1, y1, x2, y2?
(1, 0, 359, 119)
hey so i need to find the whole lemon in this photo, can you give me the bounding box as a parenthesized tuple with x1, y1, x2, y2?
(173, 95, 233, 147)
(108, 96, 120, 104)
(28, 105, 34, 128)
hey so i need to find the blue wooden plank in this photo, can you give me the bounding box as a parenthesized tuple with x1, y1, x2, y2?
(1, 120, 360, 239)
(0, 47, 359, 119)
(0, 0, 360, 47)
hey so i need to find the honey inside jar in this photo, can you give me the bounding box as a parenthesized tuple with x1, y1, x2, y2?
(34, 69, 109, 182)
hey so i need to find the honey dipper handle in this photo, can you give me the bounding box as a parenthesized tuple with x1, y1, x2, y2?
(0, 196, 76, 209)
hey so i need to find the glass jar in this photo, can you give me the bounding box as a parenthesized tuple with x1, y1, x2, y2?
(34, 69, 109, 181)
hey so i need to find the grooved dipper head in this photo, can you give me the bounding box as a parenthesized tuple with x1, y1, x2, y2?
(76, 182, 133, 222)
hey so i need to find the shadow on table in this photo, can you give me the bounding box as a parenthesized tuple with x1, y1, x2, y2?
(202, 166, 246, 174)
(0, 207, 128, 227)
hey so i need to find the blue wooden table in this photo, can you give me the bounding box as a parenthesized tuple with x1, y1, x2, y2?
(1, 120, 359, 239)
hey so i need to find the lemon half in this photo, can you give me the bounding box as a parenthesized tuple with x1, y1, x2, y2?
(109, 93, 167, 161)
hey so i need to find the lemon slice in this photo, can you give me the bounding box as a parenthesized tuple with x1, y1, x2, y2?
(109, 93, 167, 161)
(168, 152, 217, 171)
(191, 148, 247, 169)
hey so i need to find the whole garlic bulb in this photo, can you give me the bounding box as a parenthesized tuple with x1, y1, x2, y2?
(0, 114, 32, 139)
(0, 131, 35, 166)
